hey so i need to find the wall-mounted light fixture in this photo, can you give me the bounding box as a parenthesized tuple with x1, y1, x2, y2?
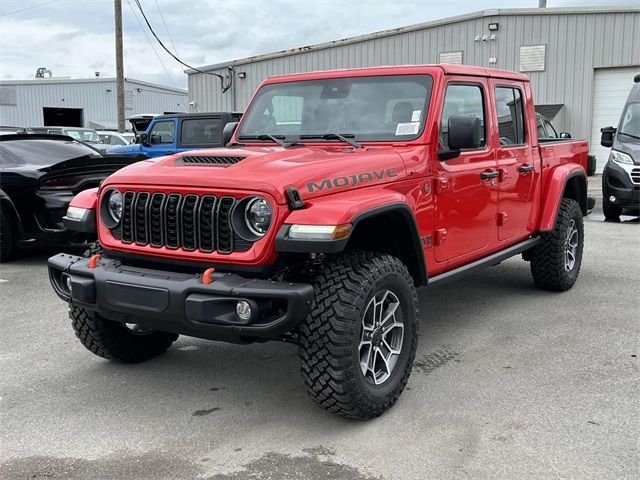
(237, 72, 247, 79)
(488, 23, 499, 31)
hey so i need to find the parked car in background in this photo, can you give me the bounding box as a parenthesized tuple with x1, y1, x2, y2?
(105, 112, 242, 158)
(28, 126, 110, 152)
(0, 134, 140, 261)
(121, 132, 135, 144)
(600, 74, 640, 219)
(97, 131, 130, 146)
(0, 126, 27, 135)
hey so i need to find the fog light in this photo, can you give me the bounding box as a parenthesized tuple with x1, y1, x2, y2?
(609, 195, 616, 203)
(61, 273, 72, 294)
(236, 300, 252, 321)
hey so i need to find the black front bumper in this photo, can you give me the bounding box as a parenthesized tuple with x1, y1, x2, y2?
(603, 162, 640, 207)
(48, 253, 314, 342)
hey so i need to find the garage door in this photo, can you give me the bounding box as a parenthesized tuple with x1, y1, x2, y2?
(591, 67, 640, 173)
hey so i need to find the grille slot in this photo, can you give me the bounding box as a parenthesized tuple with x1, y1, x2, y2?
(114, 191, 251, 254)
(179, 155, 246, 165)
(121, 191, 135, 243)
(631, 168, 640, 185)
(149, 193, 165, 247)
(216, 197, 236, 254)
(134, 192, 150, 245)
(198, 196, 217, 252)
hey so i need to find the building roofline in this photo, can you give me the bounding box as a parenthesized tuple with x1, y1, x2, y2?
(0, 76, 187, 94)
(186, 5, 640, 74)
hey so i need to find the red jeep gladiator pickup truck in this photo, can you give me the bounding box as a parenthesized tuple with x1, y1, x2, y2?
(48, 65, 590, 419)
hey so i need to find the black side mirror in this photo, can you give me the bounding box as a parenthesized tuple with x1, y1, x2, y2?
(438, 116, 482, 160)
(139, 132, 150, 146)
(559, 132, 571, 139)
(222, 121, 238, 146)
(600, 126, 616, 147)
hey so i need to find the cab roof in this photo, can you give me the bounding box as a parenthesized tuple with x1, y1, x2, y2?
(264, 64, 530, 84)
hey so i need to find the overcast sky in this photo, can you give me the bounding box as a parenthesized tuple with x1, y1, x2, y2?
(0, 0, 636, 89)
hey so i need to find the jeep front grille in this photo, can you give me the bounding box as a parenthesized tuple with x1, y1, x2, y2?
(113, 191, 252, 254)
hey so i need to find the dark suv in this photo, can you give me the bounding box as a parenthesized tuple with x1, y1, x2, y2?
(600, 74, 640, 219)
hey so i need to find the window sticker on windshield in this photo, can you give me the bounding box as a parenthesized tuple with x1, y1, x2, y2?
(411, 110, 421, 122)
(396, 122, 420, 136)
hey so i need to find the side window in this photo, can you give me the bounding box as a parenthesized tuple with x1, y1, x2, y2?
(495, 87, 526, 146)
(149, 121, 174, 144)
(537, 120, 547, 139)
(180, 118, 222, 146)
(440, 84, 485, 149)
(544, 120, 558, 138)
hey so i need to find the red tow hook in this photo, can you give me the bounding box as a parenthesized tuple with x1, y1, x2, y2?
(202, 267, 216, 285)
(88, 254, 102, 269)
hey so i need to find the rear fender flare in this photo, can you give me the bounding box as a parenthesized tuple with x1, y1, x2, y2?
(538, 165, 587, 231)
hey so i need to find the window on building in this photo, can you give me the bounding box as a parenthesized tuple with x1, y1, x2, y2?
(439, 51, 463, 64)
(495, 87, 526, 145)
(519, 45, 546, 72)
(440, 84, 485, 149)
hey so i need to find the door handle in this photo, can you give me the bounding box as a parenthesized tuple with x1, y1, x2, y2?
(519, 164, 534, 174)
(480, 169, 500, 180)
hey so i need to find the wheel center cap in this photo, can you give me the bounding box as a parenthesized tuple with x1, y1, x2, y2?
(372, 329, 383, 346)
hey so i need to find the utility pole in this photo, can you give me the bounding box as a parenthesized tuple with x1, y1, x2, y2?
(114, 0, 125, 132)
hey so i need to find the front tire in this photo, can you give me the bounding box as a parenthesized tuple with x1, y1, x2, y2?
(530, 198, 584, 291)
(298, 252, 419, 420)
(70, 306, 178, 363)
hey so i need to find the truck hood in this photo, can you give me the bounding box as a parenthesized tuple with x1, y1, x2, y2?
(102, 145, 408, 204)
(613, 135, 640, 165)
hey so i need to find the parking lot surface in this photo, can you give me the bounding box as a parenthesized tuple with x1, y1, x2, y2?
(1, 197, 638, 479)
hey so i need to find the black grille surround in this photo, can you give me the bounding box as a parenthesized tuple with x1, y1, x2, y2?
(177, 155, 247, 166)
(111, 191, 254, 254)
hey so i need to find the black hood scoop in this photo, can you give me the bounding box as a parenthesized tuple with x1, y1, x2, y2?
(177, 155, 247, 166)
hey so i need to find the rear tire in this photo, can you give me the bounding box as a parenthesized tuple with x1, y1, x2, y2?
(0, 210, 18, 263)
(298, 252, 419, 420)
(70, 306, 178, 363)
(530, 198, 584, 291)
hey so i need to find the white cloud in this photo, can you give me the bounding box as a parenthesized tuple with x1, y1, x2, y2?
(1, 0, 638, 89)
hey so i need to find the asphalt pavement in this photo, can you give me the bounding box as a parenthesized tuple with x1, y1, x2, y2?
(0, 182, 638, 479)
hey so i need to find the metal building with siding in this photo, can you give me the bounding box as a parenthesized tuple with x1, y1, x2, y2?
(0, 77, 187, 130)
(186, 6, 640, 171)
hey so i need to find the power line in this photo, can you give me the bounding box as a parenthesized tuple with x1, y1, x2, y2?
(0, 0, 59, 17)
(126, 0, 177, 88)
(153, 0, 178, 56)
(132, 0, 230, 90)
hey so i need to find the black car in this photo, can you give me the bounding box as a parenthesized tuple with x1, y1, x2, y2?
(600, 74, 640, 220)
(0, 134, 138, 261)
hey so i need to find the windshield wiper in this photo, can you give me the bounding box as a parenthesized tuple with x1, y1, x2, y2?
(299, 133, 363, 148)
(619, 131, 640, 140)
(237, 134, 292, 147)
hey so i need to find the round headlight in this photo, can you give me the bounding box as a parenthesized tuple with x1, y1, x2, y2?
(244, 197, 272, 236)
(108, 190, 123, 223)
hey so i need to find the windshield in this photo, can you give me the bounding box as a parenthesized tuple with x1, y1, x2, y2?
(64, 129, 100, 142)
(619, 102, 640, 138)
(237, 75, 433, 142)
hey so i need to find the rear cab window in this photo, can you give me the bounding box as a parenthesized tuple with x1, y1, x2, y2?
(494, 86, 527, 146)
(180, 118, 223, 147)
